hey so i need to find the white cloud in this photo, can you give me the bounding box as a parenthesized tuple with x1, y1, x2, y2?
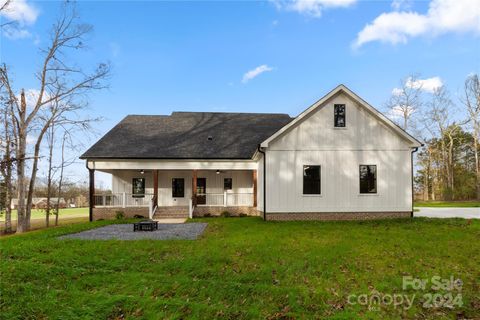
(272, 0, 356, 18)
(0, 0, 38, 25)
(353, 0, 480, 48)
(2, 24, 31, 39)
(406, 76, 443, 92)
(1, 0, 39, 41)
(242, 65, 274, 83)
(392, 76, 443, 96)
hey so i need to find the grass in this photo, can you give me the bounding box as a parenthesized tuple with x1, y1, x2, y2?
(1, 217, 479, 319)
(414, 201, 480, 207)
(0, 207, 89, 233)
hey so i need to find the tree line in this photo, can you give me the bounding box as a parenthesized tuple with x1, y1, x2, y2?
(385, 74, 480, 201)
(0, 2, 110, 233)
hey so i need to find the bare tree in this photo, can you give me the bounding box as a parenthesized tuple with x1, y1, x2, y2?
(422, 86, 463, 200)
(0, 88, 14, 233)
(44, 123, 55, 227)
(0, 2, 109, 233)
(462, 74, 480, 200)
(385, 74, 423, 132)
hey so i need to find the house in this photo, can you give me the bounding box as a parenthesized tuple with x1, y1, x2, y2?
(80, 85, 422, 221)
(10, 197, 67, 210)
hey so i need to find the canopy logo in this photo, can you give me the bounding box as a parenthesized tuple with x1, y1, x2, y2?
(347, 276, 463, 311)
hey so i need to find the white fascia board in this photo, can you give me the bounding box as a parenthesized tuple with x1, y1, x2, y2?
(87, 159, 258, 171)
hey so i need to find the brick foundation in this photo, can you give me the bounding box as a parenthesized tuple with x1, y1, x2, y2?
(193, 206, 260, 217)
(265, 211, 412, 221)
(92, 207, 149, 220)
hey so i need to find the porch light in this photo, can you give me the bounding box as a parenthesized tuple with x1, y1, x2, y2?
(216, 170, 220, 175)
(140, 169, 145, 175)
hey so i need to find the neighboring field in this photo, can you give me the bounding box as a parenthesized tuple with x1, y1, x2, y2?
(1, 217, 479, 319)
(414, 201, 480, 207)
(0, 208, 89, 232)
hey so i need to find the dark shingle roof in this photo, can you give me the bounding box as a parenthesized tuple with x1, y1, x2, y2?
(80, 112, 293, 159)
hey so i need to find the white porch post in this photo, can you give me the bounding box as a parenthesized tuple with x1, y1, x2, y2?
(122, 192, 126, 208)
(223, 191, 227, 207)
(102, 194, 106, 207)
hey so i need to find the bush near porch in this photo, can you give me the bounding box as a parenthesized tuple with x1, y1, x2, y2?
(1, 217, 479, 319)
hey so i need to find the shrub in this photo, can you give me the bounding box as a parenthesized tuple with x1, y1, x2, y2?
(115, 211, 125, 220)
(203, 213, 212, 218)
(220, 211, 231, 217)
(133, 214, 145, 219)
(239, 213, 248, 217)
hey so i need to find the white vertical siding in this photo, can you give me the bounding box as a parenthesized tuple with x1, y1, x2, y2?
(265, 92, 413, 213)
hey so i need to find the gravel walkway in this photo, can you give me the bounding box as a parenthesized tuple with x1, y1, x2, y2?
(59, 223, 208, 240)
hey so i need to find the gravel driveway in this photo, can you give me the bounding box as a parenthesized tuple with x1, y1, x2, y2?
(59, 223, 208, 240)
(414, 207, 480, 219)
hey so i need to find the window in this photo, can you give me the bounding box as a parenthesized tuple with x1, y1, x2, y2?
(172, 178, 185, 197)
(334, 104, 346, 127)
(303, 165, 321, 195)
(132, 178, 145, 198)
(224, 178, 232, 191)
(359, 165, 377, 194)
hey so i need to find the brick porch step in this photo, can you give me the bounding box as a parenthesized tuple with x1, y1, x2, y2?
(153, 206, 189, 219)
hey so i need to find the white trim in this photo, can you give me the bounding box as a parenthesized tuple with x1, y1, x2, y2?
(88, 159, 258, 171)
(260, 84, 422, 148)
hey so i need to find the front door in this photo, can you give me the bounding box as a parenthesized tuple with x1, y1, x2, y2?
(196, 178, 206, 205)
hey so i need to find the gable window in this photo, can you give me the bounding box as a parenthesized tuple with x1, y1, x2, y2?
(172, 178, 185, 198)
(224, 178, 232, 191)
(334, 104, 346, 127)
(303, 165, 321, 195)
(132, 178, 145, 198)
(359, 165, 377, 194)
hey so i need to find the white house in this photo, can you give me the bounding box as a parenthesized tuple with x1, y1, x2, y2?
(81, 85, 422, 221)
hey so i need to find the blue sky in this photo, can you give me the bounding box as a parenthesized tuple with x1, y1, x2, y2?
(1, 0, 479, 187)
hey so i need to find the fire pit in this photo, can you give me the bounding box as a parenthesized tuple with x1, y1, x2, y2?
(133, 220, 158, 232)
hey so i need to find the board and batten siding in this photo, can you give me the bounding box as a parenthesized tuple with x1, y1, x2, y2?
(265, 92, 413, 213)
(111, 169, 254, 207)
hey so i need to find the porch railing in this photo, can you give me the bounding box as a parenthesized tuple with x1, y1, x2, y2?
(94, 193, 154, 208)
(197, 192, 253, 207)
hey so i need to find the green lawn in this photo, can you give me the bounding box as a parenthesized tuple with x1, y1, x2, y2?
(414, 201, 480, 207)
(7, 207, 89, 220)
(1, 217, 479, 319)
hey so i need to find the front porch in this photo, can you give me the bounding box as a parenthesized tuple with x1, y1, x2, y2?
(90, 166, 259, 220)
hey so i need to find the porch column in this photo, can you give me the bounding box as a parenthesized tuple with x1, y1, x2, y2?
(153, 170, 158, 206)
(192, 169, 197, 206)
(89, 168, 95, 222)
(253, 169, 257, 207)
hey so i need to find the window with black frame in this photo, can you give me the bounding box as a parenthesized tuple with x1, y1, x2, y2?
(334, 104, 346, 127)
(172, 178, 185, 197)
(132, 178, 145, 198)
(303, 165, 321, 195)
(359, 165, 377, 194)
(224, 178, 232, 191)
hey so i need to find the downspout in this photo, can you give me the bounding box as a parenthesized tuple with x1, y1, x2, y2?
(257, 145, 267, 221)
(411, 147, 419, 218)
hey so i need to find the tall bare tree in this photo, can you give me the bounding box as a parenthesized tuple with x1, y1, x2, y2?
(0, 2, 109, 232)
(385, 74, 423, 132)
(0, 88, 14, 233)
(462, 74, 480, 200)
